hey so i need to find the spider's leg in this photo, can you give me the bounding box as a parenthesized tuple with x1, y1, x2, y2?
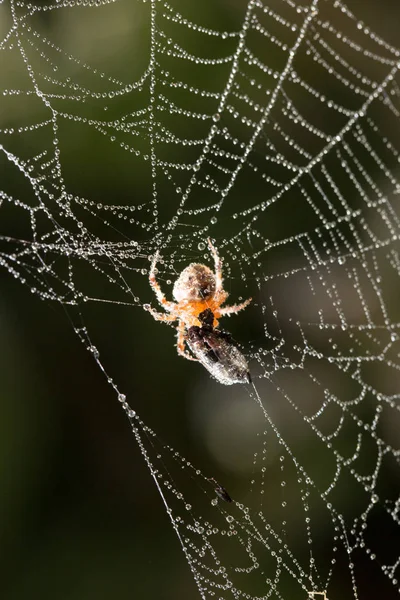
(214, 289, 229, 308)
(177, 320, 198, 361)
(219, 297, 252, 316)
(149, 250, 176, 311)
(144, 304, 177, 322)
(207, 237, 223, 293)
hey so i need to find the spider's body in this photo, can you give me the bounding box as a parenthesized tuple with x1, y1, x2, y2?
(144, 238, 251, 380)
(173, 263, 216, 302)
(171, 263, 220, 328)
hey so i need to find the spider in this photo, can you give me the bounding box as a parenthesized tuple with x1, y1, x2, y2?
(144, 238, 251, 363)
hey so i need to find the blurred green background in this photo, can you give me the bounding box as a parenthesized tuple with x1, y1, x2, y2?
(1, 0, 400, 598)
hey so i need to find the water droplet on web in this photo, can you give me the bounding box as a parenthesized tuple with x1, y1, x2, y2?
(88, 346, 99, 359)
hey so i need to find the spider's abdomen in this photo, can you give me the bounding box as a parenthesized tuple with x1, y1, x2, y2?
(173, 263, 216, 302)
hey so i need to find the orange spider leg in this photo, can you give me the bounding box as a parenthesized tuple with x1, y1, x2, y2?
(149, 250, 176, 312)
(207, 237, 224, 293)
(144, 304, 177, 323)
(219, 297, 252, 316)
(213, 289, 229, 308)
(177, 320, 198, 361)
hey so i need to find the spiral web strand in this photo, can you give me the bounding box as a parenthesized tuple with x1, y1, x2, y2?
(1, 0, 400, 597)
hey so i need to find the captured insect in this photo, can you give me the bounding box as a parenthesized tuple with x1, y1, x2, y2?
(187, 308, 251, 385)
(144, 238, 251, 384)
(208, 477, 233, 503)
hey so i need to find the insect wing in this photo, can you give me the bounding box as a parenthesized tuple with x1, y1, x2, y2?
(215, 485, 233, 503)
(204, 330, 250, 385)
(187, 326, 250, 385)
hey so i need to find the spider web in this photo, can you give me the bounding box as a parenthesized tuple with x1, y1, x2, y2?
(1, 0, 400, 598)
